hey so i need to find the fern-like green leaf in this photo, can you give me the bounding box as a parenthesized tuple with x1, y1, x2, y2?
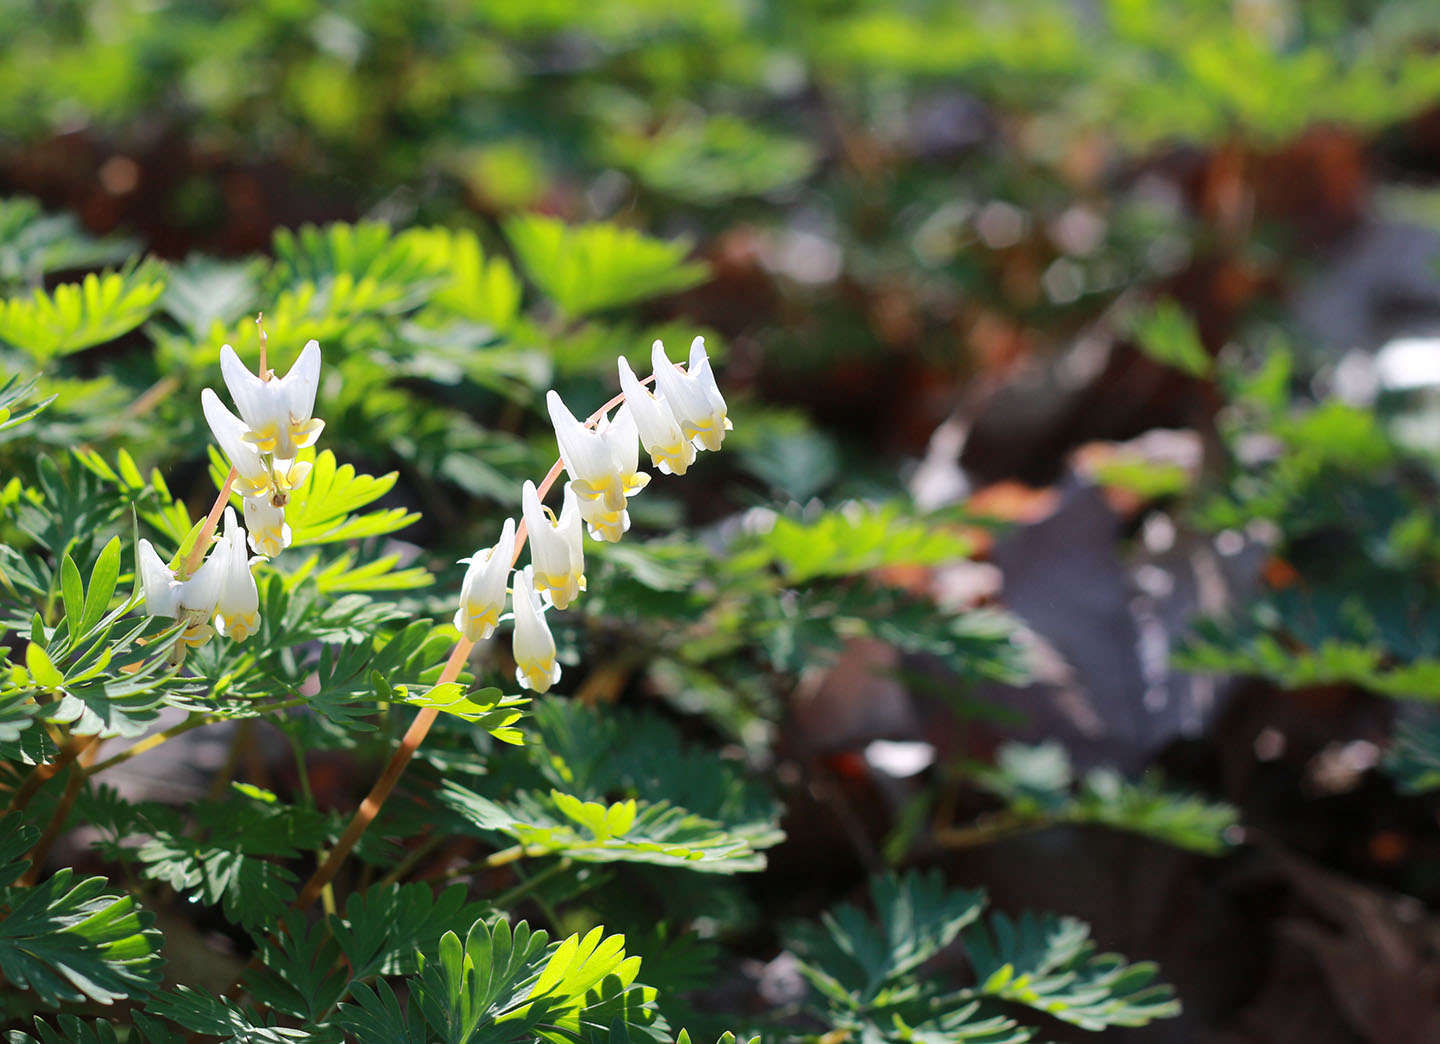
(0, 260, 166, 360)
(0, 869, 163, 1006)
(975, 742, 1238, 855)
(789, 870, 985, 1005)
(746, 502, 973, 583)
(276, 449, 419, 545)
(1385, 716, 1440, 794)
(504, 215, 707, 316)
(964, 910, 1181, 1030)
(0, 372, 56, 434)
(397, 918, 667, 1044)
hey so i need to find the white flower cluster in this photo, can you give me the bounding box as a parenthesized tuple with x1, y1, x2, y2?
(139, 339, 326, 652)
(203, 342, 323, 557)
(456, 337, 730, 693)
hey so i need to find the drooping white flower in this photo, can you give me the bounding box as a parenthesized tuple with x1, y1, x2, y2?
(652, 337, 730, 452)
(547, 390, 626, 512)
(212, 509, 260, 642)
(575, 495, 630, 543)
(202, 389, 274, 499)
(599, 404, 649, 498)
(176, 528, 227, 649)
(220, 340, 325, 459)
(617, 356, 696, 476)
(242, 493, 291, 558)
(511, 566, 561, 694)
(522, 479, 585, 610)
(454, 517, 516, 642)
(137, 539, 184, 619)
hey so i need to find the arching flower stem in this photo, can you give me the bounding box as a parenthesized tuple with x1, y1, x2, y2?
(292, 378, 652, 912)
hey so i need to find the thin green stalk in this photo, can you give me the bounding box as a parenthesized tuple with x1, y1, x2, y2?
(283, 725, 336, 916)
(492, 857, 572, 910)
(82, 698, 308, 778)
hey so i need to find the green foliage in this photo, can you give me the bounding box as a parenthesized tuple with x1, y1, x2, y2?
(788, 871, 1180, 1042)
(337, 918, 667, 1043)
(439, 698, 782, 873)
(0, 372, 55, 435)
(963, 911, 1181, 1030)
(0, 196, 131, 289)
(0, 192, 1178, 1042)
(604, 116, 817, 206)
(1384, 717, 1440, 795)
(0, 260, 166, 360)
(1179, 347, 1440, 699)
(747, 503, 974, 583)
(1128, 298, 1212, 378)
(504, 216, 708, 317)
(0, 867, 163, 1007)
(973, 742, 1239, 855)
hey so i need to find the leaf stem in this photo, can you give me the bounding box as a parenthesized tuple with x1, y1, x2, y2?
(81, 698, 309, 778)
(491, 856, 572, 908)
(930, 811, 1039, 849)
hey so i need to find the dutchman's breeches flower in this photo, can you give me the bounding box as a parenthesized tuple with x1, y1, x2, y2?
(652, 337, 730, 452)
(511, 566, 561, 694)
(220, 340, 324, 459)
(202, 388, 313, 500)
(137, 539, 185, 619)
(202, 389, 276, 499)
(547, 390, 627, 512)
(575, 493, 629, 543)
(440, 329, 732, 697)
(618, 356, 696, 476)
(213, 508, 260, 642)
(242, 494, 292, 558)
(600, 404, 649, 498)
(455, 517, 517, 641)
(522, 479, 585, 610)
(175, 528, 225, 650)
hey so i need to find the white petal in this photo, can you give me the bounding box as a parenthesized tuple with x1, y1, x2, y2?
(137, 539, 182, 618)
(219, 344, 268, 430)
(280, 340, 322, 423)
(215, 509, 258, 615)
(601, 404, 640, 476)
(179, 533, 226, 615)
(546, 389, 614, 483)
(511, 566, 559, 693)
(202, 389, 270, 491)
(242, 495, 290, 557)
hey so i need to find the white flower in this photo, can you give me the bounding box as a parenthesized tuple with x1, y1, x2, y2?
(137, 539, 184, 619)
(618, 356, 696, 476)
(575, 494, 630, 543)
(212, 509, 260, 642)
(454, 517, 516, 642)
(512, 566, 561, 694)
(202, 389, 274, 499)
(522, 480, 585, 610)
(176, 527, 227, 650)
(599, 404, 650, 498)
(202, 388, 312, 499)
(220, 340, 325, 459)
(547, 390, 626, 512)
(652, 336, 730, 452)
(242, 494, 291, 558)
